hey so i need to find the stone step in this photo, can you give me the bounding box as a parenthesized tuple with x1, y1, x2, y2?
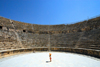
(90, 45, 100, 47)
(90, 47, 100, 48)
(89, 47, 100, 50)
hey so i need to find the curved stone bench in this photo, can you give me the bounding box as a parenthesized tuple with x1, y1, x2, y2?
(51, 47, 100, 58)
(0, 47, 100, 59)
(0, 47, 48, 58)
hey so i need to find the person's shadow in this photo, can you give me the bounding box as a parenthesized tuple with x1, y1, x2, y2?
(46, 61, 50, 63)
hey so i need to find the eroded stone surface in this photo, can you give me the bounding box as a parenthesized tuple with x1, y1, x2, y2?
(0, 16, 100, 50)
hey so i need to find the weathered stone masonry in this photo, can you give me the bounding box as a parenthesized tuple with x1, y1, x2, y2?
(0, 16, 100, 58)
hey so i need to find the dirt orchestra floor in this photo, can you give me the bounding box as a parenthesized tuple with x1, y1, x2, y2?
(0, 52, 100, 67)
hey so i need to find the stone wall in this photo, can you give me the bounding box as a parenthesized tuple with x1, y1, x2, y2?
(0, 48, 100, 59)
(0, 16, 100, 51)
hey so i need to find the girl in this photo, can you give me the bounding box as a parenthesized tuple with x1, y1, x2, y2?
(49, 53, 52, 62)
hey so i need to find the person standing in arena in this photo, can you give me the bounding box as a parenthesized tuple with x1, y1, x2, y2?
(49, 53, 52, 62)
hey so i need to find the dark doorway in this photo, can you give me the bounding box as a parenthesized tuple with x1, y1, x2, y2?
(0, 26, 2, 29)
(23, 30, 26, 32)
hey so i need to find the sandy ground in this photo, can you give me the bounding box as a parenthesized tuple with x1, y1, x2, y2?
(0, 52, 100, 67)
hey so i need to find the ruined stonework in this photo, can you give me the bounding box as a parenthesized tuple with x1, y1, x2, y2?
(0, 16, 100, 50)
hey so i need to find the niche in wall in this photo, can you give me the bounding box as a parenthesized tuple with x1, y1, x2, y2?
(0, 26, 2, 29)
(23, 30, 26, 32)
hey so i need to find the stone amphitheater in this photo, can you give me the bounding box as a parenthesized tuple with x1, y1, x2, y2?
(0, 16, 100, 66)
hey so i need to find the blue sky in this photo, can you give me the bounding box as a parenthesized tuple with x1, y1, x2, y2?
(0, 0, 100, 25)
